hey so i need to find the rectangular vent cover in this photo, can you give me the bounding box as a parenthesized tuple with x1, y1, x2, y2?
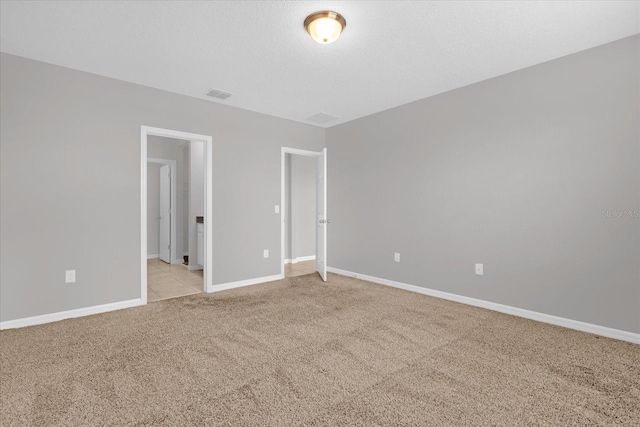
(205, 88, 232, 100)
(306, 112, 340, 124)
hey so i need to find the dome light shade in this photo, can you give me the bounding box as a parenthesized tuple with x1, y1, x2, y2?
(304, 11, 346, 44)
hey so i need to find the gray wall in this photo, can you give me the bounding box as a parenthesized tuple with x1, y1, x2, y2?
(183, 146, 190, 255)
(284, 154, 316, 261)
(326, 35, 640, 333)
(0, 53, 324, 322)
(189, 140, 205, 268)
(147, 136, 189, 261)
(285, 155, 292, 260)
(146, 163, 161, 256)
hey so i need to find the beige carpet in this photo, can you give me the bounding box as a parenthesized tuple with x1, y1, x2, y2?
(1, 273, 638, 426)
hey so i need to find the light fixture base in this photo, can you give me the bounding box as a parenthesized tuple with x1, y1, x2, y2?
(304, 11, 346, 44)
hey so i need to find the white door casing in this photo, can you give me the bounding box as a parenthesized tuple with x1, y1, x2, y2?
(159, 164, 171, 263)
(316, 148, 327, 281)
(142, 126, 213, 304)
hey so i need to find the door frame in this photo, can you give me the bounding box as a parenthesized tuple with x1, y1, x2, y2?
(280, 147, 325, 278)
(141, 126, 213, 303)
(147, 158, 177, 263)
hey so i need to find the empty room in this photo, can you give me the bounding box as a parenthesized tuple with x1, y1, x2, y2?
(1, 1, 638, 426)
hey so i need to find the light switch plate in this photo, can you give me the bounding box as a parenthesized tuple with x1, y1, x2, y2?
(394, 252, 400, 262)
(263, 249, 269, 258)
(475, 264, 483, 276)
(275, 205, 280, 214)
(65, 270, 76, 283)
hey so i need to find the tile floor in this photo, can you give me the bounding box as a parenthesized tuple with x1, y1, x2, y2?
(147, 258, 203, 302)
(285, 260, 317, 278)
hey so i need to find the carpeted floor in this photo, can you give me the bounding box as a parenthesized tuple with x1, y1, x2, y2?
(1, 273, 638, 426)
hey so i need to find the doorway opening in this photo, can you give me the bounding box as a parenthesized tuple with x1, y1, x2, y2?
(147, 158, 176, 264)
(280, 147, 327, 281)
(141, 126, 213, 304)
(283, 152, 317, 278)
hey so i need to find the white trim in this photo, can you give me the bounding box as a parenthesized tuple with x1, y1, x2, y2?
(327, 267, 640, 344)
(204, 133, 214, 294)
(188, 264, 203, 271)
(280, 147, 323, 279)
(209, 274, 283, 293)
(142, 126, 213, 301)
(147, 158, 177, 265)
(282, 147, 323, 157)
(284, 255, 316, 264)
(141, 129, 148, 303)
(147, 254, 159, 259)
(0, 299, 143, 330)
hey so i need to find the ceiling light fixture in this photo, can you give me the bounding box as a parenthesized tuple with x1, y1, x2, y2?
(304, 11, 346, 44)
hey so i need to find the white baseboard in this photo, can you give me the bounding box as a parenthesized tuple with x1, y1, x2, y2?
(327, 267, 640, 344)
(285, 255, 316, 264)
(0, 299, 143, 330)
(147, 254, 159, 259)
(208, 274, 283, 293)
(188, 264, 203, 271)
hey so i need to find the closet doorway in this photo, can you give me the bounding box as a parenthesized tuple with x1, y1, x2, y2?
(280, 148, 328, 281)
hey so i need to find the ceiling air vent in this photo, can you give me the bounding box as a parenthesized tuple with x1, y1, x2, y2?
(205, 88, 232, 100)
(306, 112, 340, 124)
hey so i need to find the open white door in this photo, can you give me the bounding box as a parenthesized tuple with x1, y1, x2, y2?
(159, 164, 171, 263)
(316, 148, 327, 281)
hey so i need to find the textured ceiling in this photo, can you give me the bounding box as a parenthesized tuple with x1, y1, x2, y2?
(1, 1, 638, 128)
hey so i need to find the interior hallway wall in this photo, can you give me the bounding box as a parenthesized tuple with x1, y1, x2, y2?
(0, 53, 325, 323)
(292, 155, 316, 260)
(284, 154, 316, 262)
(326, 35, 640, 333)
(183, 145, 190, 256)
(284, 155, 292, 261)
(189, 141, 205, 268)
(147, 136, 188, 262)
(146, 163, 161, 257)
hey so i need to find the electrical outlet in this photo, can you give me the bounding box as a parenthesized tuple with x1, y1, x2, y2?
(263, 249, 269, 258)
(475, 264, 483, 276)
(275, 205, 280, 214)
(394, 252, 400, 262)
(65, 270, 76, 283)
